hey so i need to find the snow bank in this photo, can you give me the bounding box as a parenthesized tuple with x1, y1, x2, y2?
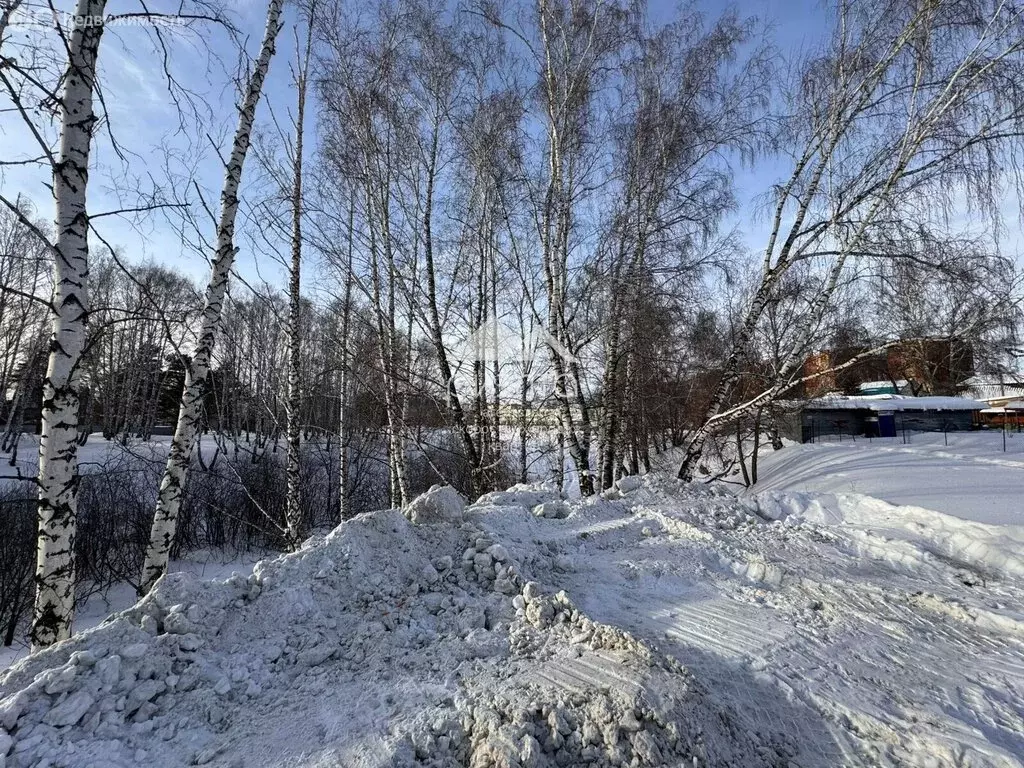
(752, 435, 1024, 526)
(0, 486, 787, 768)
(754, 490, 1024, 580)
(751, 437, 1024, 578)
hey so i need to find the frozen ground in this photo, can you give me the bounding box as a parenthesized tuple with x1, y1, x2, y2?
(2, 440, 1023, 766)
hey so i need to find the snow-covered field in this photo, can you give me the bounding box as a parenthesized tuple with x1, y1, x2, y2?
(2, 438, 1023, 766)
(754, 431, 1024, 526)
(0, 435, 247, 484)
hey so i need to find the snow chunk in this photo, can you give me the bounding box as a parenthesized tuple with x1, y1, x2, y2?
(404, 484, 466, 525)
(532, 500, 571, 519)
(44, 690, 94, 727)
(0, 730, 10, 768)
(0, 693, 26, 730)
(616, 475, 642, 493)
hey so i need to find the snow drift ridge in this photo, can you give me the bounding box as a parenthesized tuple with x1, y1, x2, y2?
(0, 484, 790, 768)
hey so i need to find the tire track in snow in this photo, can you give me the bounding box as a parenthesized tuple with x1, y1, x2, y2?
(484, 480, 1024, 767)
(524, 651, 644, 698)
(753, 538, 1024, 766)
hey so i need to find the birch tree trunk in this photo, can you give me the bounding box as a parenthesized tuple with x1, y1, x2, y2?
(490, 258, 501, 463)
(735, 420, 750, 488)
(420, 118, 484, 493)
(338, 199, 355, 521)
(598, 225, 634, 490)
(140, 0, 284, 595)
(365, 175, 407, 509)
(519, 369, 529, 484)
(751, 408, 762, 485)
(31, 0, 107, 650)
(285, 18, 313, 550)
(534, 0, 615, 498)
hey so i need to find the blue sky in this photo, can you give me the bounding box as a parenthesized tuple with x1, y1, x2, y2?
(2, 0, 290, 283)
(1, 0, 1019, 295)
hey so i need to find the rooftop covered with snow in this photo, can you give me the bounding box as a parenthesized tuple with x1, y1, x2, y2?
(805, 394, 986, 411)
(980, 400, 1024, 413)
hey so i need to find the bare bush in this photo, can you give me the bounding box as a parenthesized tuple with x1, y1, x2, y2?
(0, 489, 34, 647)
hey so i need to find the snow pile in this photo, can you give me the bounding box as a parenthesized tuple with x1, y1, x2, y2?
(755, 490, 1024, 580)
(5, 467, 1022, 765)
(0, 484, 787, 768)
(404, 484, 466, 525)
(475, 485, 562, 511)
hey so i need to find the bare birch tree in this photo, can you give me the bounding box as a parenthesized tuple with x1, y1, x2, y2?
(677, 0, 1024, 480)
(0, 0, 109, 648)
(141, 0, 286, 594)
(284, 8, 316, 549)
(529, 0, 636, 496)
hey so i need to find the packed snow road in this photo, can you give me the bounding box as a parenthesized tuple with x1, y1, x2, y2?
(2, 472, 1023, 767)
(476, 477, 1024, 766)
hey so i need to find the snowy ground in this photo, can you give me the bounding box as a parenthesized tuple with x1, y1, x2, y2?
(487, 476, 1024, 766)
(0, 553, 262, 674)
(2, 439, 1023, 766)
(0, 435, 256, 485)
(753, 431, 1024, 526)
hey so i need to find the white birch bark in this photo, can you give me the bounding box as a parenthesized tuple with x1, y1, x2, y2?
(140, 0, 285, 595)
(536, 0, 597, 497)
(285, 19, 312, 550)
(32, 0, 107, 650)
(365, 179, 407, 509)
(337, 200, 355, 520)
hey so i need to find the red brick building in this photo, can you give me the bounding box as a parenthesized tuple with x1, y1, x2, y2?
(802, 339, 973, 398)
